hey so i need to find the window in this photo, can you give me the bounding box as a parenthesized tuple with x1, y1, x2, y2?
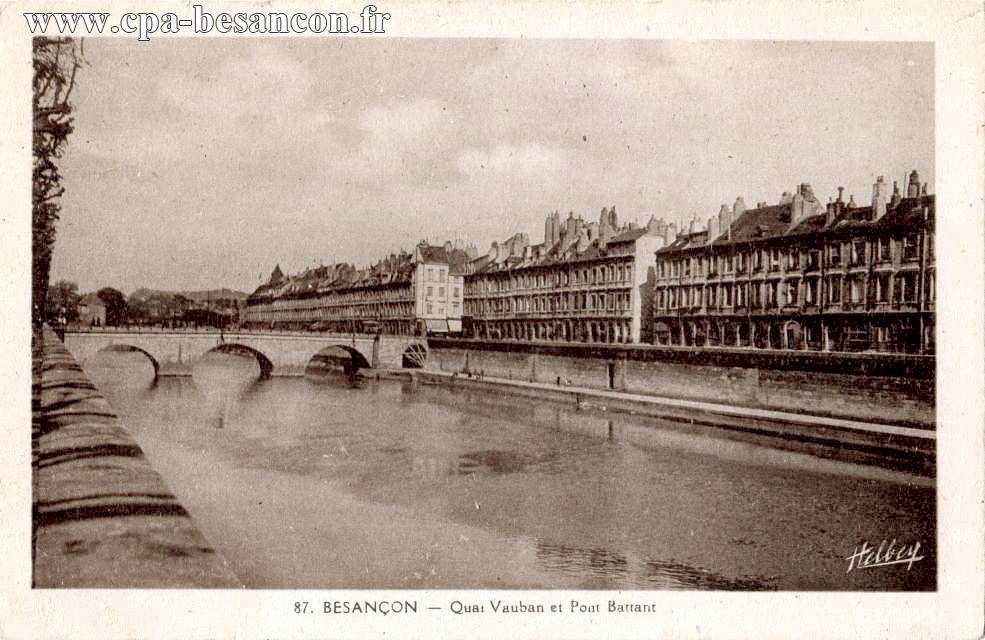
(897, 271, 918, 302)
(788, 248, 800, 270)
(769, 249, 781, 272)
(707, 285, 716, 307)
(828, 277, 842, 303)
(925, 272, 935, 302)
(426, 286, 433, 297)
(807, 249, 821, 271)
(723, 283, 732, 307)
(453, 287, 460, 298)
(828, 243, 842, 267)
(765, 281, 778, 308)
(850, 239, 866, 266)
(848, 277, 863, 304)
(426, 303, 433, 314)
(735, 283, 746, 308)
(902, 234, 919, 261)
(804, 278, 818, 305)
(877, 237, 892, 262)
(753, 250, 764, 272)
(875, 274, 891, 303)
(736, 252, 747, 274)
(785, 280, 799, 306)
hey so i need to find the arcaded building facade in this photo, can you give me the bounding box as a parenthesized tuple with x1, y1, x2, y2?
(651, 171, 935, 354)
(463, 207, 669, 344)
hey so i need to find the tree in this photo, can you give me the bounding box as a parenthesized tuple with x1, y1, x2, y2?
(33, 38, 85, 326)
(45, 280, 79, 321)
(96, 287, 128, 326)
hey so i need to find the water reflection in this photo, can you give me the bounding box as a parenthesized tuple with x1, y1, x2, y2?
(192, 353, 261, 430)
(458, 449, 560, 475)
(83, 352, 936, 591)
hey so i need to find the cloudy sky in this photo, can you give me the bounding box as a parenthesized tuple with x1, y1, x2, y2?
(51, 38, 933, 294)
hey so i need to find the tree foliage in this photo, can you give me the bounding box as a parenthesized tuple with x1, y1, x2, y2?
(45, 279, 80, 321)
(33, 37, 84, 325)
(96, 287, 129, 326)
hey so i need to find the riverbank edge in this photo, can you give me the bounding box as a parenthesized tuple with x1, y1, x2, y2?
(33, 326, 243, 588)
(367, 368, 934, 463)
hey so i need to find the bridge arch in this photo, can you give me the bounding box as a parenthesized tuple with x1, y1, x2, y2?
(97, 344, 160, 378)
(206, 343, 274, 379)
(307, 345, 371, 375)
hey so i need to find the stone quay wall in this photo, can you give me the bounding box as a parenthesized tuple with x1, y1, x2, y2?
(425, 339, 935, 427)
(33, 327, 242, 588)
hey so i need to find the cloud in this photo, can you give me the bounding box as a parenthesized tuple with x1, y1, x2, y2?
(359, 98, 445, 142)
(457, 143, 566, 179)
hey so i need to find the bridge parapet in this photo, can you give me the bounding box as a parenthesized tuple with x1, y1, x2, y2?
(64, 330, 427, 376)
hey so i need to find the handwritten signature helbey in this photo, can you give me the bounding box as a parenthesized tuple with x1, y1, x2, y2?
(846, 539, 925, 573)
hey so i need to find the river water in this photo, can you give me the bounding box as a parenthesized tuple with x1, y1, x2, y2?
(83, 351, 935, 590)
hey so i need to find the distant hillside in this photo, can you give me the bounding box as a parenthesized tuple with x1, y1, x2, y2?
(130, 288, 247, 302)
(177, 288, 249, 302)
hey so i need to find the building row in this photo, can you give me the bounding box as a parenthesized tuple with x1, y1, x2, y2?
(243, 170, 935, 354)
(243, 241, 472, 336)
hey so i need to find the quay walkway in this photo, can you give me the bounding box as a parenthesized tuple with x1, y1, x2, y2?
(411, 369, 935, 464)
(32, 326, 242, 588)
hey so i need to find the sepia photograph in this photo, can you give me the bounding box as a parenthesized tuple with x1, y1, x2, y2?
(6, 0, 984, 638)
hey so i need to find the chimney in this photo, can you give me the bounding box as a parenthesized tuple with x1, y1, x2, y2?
(826, 186, 845, 225)
(565, 211, 578, 238)
(688, 216, 700, 234)
(780, 191, 794, 205)
(707, 216, 720, 244)
(576, 228, 591, 252)
(587, 221, 599, 241)
(907, 170, 921, 198)
(732, 196, 746, 225)
(790, 189, 805, 225)
(667, 222, 679, 242)
(890, 181, 902, 208)
(598, 207, 611, 240)
(718, 204, 732, 239)
(871, 176, 888, 220)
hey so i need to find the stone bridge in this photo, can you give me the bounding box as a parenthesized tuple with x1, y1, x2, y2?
(63, 329, 428, 378)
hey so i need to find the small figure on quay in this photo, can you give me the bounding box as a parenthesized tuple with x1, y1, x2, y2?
(56, 307, 67, 341)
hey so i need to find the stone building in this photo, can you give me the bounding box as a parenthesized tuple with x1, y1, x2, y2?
(651, 171, 935, 354)
(242, 240, 474, 335)
(77, 293, 106, 327)
(463, 207, 670, 344)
